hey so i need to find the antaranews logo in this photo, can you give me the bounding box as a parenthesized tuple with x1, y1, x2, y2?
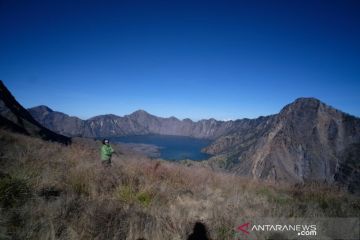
(233, 218, 359, 240)
(234, 222, 317, 239)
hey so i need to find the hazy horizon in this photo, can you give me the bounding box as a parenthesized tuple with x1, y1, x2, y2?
(23, 96, 358, 122)
(1, 1, 359, 120)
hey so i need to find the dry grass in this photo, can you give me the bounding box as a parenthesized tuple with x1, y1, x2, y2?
(0, 129, 359, 240)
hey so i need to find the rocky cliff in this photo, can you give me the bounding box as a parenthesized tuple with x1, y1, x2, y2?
(204, 98, 360, 192)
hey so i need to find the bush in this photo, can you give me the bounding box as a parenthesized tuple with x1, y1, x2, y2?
(0, 175, 32, 208)
(136, 191, 153, 208)
(114, 185, 135, 204)
(114, 185, 153, 208)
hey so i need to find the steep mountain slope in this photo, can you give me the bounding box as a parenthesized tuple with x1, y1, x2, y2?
(29, 105, 85, 137)
(0, 80, 70, 144)
(205, 98, 360, 190)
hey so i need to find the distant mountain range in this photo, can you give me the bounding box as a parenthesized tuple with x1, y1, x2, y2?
(28, 106, 240, 139)
(1, 80, 359, 192)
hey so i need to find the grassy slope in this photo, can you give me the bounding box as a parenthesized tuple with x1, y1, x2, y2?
(0, 130, 359, 240)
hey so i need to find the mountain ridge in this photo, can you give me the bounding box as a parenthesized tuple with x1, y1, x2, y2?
(28, 97, 358, 140)
(29, 105, 244, 139)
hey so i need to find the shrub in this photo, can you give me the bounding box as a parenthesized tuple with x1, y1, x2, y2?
(136, 191, 153, 208)
(114, 185, 153, 208)
(114, 185, 135, 204)
(0, 175, 32, 208)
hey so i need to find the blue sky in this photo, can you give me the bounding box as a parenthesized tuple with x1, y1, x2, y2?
(1, 0, 359, 120)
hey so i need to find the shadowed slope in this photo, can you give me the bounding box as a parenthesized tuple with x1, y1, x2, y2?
(0, 80, 70, 144)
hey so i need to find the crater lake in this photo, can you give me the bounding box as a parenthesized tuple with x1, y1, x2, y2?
(110, 134, 212, 161)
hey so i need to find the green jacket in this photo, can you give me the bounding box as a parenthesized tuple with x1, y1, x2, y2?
(101, 144, 114, 161)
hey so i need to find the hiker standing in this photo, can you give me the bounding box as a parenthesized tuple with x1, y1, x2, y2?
(101, 139, 114, 167)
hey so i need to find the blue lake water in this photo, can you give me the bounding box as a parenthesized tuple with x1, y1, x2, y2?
(110, 134, 212, 161)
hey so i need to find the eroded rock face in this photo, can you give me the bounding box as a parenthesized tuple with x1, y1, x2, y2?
(205, 98, 360, 185)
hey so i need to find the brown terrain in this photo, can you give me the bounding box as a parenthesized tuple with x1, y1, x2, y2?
(1, 80, 359, 239)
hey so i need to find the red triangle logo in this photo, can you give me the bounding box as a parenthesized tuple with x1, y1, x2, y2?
(237, 222, 250, 235)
